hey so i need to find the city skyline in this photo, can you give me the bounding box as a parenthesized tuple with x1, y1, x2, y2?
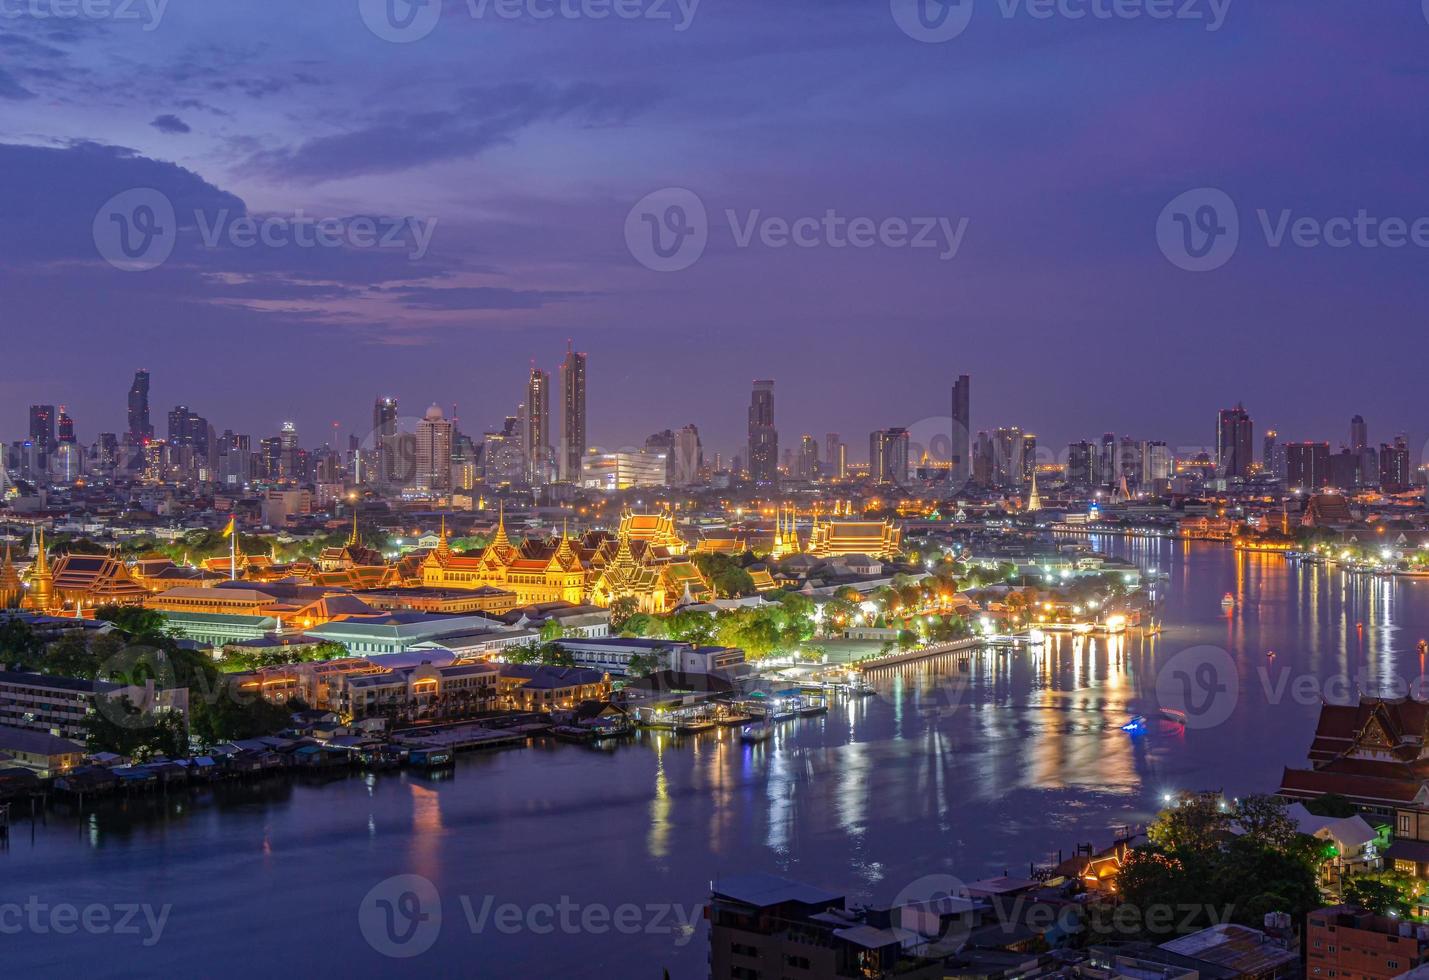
(2, 5, 1428, 455)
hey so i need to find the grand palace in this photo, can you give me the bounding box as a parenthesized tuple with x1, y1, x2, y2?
(0, 508, 903, 623)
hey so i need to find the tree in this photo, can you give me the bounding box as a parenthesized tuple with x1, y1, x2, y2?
(1343, 871, 1423, 918)
(95, 605, 169, 639)
(1147, 791, 1233, 855)
(0, 614, 43, 666)
(608, 596, 639, 633)
(84, 696, 188, 760)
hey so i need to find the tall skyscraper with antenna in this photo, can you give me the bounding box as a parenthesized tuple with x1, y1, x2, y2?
(127, 369, 153, 443)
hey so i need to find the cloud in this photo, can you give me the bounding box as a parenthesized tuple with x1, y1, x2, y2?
(248, 82, 655, 181)
(0, 66, 35, 100)
(384, 285, 597, 311)
(150, 114, 192, 134)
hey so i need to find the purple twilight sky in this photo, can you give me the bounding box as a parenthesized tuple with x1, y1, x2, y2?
(0, 0, 1426, 464)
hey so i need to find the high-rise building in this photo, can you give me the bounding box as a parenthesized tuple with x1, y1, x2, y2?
(1118, 436, 1141, 487)
(951, 374, 971, 486)
(824, 433, 845, 480)
(415, 405, 454, 493)
(1021, 433, 1038, 483)
(372, 396, 399, 488)
(673, 424, 703, 486)
(1380, 437, 1411, 493)
(1285, 441, 1330, 493)
(747, 380, 778, 484)
(558, 343, 587, 483)
(869, 428, 910, 486)
(127, 370, 153, 443)
(279, 422, 299, 480)
(1329, 449, 1360, 492)
(993, 427, 1024, 487)
(260, 436, 283, 481)
(56, 407, 75, 445)
(483, 416, 527, 487)
(1350, 415, 1368, 452)
(1099, 433, 1116, 488)
(973, 430, 994, 487)
(797, 435, 819, 481)
(1142, 441, 1172, 486)
(1262, 428, 1281, 477)
(526, 366, 551, 485)
(28, 405, 55, 454)
(1216, 405, 1253, 479)
(1066, 441, 1095, 487)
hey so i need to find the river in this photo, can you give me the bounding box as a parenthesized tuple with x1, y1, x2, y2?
(6, 538, 1429, 977)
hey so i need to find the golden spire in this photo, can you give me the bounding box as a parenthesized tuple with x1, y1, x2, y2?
(348, 510, 361, 548)
(27, 525, 54, 613)
(436, 515, 452, 559)
(490, 500, 512, 551)
(33, 525, 50, 575)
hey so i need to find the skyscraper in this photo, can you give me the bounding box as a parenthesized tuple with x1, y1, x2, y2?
(558, 342, 587, 483)
(1285, 441, 1329, 492)
(1380, 437, 1411, 493)
(1350, 415, 1368, 452)
(127, 370, 153, 443)
(28, 405, 55, 454)
(747, 380, 778, 484)
(797, 435, 819, 480)
(869, 428, 910, 485)
(673, 424, 703, 486)
(56, 407, 75, 444)
(527, 366, 551, 485)
(416, 404, 454, 493)
(1216, 404, 1253, 479)
(372, 396, 399, 488)
(951, 374, 970, 486)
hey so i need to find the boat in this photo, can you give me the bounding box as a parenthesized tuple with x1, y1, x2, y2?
(1157, 707, 1187, 726)
(1121, 715, 1148, 734)
(551, 725, 598, 744)
(740, 720, 772, 744)
(798, 704, 829, 718)
(1221, 593, 1235, 608)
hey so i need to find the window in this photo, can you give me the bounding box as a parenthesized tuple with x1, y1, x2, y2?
(1401, 814, 1413, 834)
(1397, 860, 1419, 875)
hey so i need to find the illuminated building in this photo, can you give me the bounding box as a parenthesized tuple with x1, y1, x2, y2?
(796, 435, 819, 480)
(951, 374, 970, 486)
(747, 379, 778, 484)
(558, 342, 587, 483)
(421, 512, 586, 607)
(1216, 404, 1253, 479)
(806, 516, 901, 560)
(869, 428, 910, 485)
(768, 504, 801, 558)
(127, 369, 153, 443)
(414, 404, 453, 493)
(526, 365, 551, 485)
(1026, 470, 1042, 512)
(993, 426, 1024, 487)
(50, 553, 148, 609)
(1380, 437, 1411, 492)
(316, 513, 385, 572)
(1285, 441, 1330, 493)
(580, 449, 667, 490)
(372, 396, 399, 489)
(672, 424, 702, 486)
(616, 508, 687, 555)
(0, 544, 22, 608)
(21, 527, 56, 613)
(825, 433, 846, 480)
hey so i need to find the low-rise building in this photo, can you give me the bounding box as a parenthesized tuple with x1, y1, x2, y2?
(1308, 906, 1429, 980)
(0, 725, 86, 777)
(497, 664, 610, 712)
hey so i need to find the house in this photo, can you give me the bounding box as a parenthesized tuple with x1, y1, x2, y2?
(0, 725, 86, 777)
(497, 664, 610, 712)
(1308, 906, 1429, 980)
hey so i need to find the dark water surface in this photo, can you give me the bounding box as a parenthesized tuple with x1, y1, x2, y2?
(7, 539, 1429, 977)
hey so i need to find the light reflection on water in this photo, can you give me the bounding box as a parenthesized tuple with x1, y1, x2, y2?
(8, 540, 1429, 978)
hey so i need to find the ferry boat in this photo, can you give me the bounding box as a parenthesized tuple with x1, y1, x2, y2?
(1157, 707, 1188, 726)
(1221, 593, 1235, 608)
(740, 720, 772, 744)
